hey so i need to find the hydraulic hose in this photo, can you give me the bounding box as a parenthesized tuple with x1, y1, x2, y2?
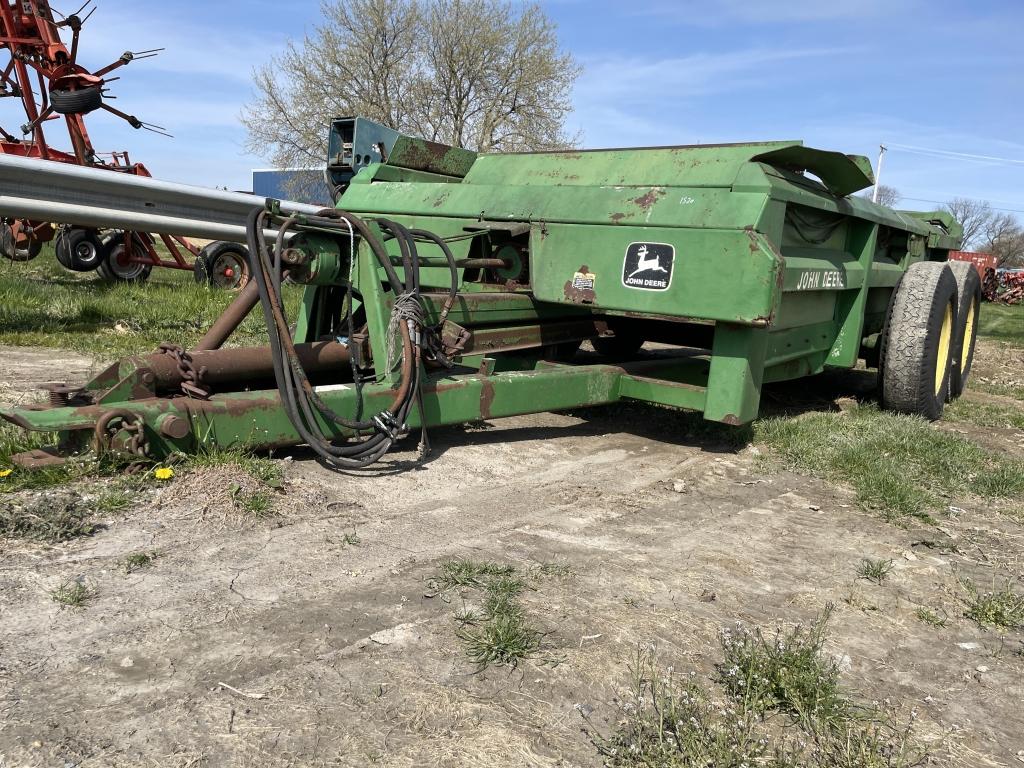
(244, 205, 442, 470)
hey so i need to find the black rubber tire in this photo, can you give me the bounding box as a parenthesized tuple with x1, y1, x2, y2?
(199, 241, 251, 290)
(96, 233, 152, 283)
(592, 334, 644, 359)
(49, 85, 103, 115)
(193, 253, 211, 284)
(0, 223, 42, 261)
(55, 228, 104, 272)
(946, 261, 982, 400)
(879, 261, 958, 421)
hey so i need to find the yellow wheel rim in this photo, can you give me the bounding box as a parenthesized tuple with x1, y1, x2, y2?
(934, 302, 953, 396)
(961, 298, 977, 373)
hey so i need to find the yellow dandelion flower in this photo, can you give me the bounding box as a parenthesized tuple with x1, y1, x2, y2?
(153, 467, 175, 481)
(0, 468, 12, 479)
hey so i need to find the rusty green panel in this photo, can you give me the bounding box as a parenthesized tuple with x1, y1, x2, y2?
(528, 224, 783, 325)
(340, 181, 766, 230)
(386, 136, 477, 177)
(461, 141, 798, 188)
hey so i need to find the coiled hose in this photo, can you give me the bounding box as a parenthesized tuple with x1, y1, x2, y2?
(245, 206, 458, 469)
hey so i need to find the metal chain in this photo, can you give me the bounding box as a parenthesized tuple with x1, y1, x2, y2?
(158, 342, 210, 399)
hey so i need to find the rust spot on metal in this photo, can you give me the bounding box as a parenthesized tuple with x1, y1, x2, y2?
(609, 212, 625, 224)
(479, 378, 495, 420)
(563, 265, 597, 305)
(631, 187, 666, 211)
(721, 414, 742, 426)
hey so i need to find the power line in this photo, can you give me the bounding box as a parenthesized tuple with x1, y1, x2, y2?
(886, 142, 1024, 167)
(901, 198, 1024, 217)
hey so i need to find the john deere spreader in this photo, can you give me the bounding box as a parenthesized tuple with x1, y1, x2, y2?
(0, 118, 978, 470)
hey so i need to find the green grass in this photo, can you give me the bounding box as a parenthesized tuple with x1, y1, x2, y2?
(754, 404, 1024, 523)
(962, 579, 1024, 630)
(51, 579, 96, 608)
(0, 249, 301, 362)
(433, 559, 542, 670)
(945, 398, 1024, 430)
(914, 606, 948, 628)
(857, 558, 895, 585)
(583, 608, 925, 768)
(122, 551, 159, 574)
(0, 479, 136, 543)
(719, 604, 848, 727)
(978, 302, 1024, 346)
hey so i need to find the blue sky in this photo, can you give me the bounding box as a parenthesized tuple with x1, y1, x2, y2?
(5, 0, 1021, 216)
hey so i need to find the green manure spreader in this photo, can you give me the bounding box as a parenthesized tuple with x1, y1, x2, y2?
(0, 118, 979, 470)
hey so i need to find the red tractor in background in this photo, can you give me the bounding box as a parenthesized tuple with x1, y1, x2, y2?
(949, 251, 999, 301)
(0, 0, 250, 288)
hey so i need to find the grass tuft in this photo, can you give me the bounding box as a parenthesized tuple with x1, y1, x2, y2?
(963, 580, 1024, 630)
(433, 559, 541, 670)
(718, 603, 847, 727)
(857, 558, 895, 586)
(122, 551, 159, 574)
(51, 579, 96, 608)
(584, 610, 926, 768)
(914, 607, 947, 628)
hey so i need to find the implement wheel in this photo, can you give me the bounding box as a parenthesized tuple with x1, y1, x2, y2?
(0, 223, 42, 261)
(199, 241, 251, 290)
(97, 233, 153, 283)
(946, 261, 982, 400)
(55, 228, 104, 272)
(879, 261, 957, 420)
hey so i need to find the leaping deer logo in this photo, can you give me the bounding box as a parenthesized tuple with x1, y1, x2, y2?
(627, 245, 667, 279)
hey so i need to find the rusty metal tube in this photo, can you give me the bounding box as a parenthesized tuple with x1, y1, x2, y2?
(141, 341, 351, 391)
(194, 279, 261, 351)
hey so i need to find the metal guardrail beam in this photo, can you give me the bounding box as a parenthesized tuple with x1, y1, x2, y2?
(0, 154, 325, 243)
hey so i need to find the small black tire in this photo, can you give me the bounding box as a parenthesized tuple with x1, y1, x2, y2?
(199, 241, 251, 290)
(879, 261, 958, 420)
(946, 261, 982, 400)
(96, 233, 153, 283)
(49, 85, 103, 115)
(592, 334, 644, 359)
(55, 228, 104, 272)
(0, 223, 42, 261)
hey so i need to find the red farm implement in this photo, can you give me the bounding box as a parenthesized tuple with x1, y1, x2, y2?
(949, 251, 999, 301)
(0, 1, 249, 287)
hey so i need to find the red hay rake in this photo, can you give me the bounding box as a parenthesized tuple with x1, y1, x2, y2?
(0, 1, 250, 287)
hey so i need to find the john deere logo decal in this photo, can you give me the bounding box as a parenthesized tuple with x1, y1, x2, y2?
(622, 242, 674, 290)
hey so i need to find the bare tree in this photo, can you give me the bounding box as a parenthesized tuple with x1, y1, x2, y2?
(943, 197, 993, 249)
(861, 185, 902, 208)
(981, 212, 1024, 267)
(241, 0, 580, 170)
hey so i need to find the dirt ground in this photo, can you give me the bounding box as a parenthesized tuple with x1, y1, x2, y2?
(1, 341, 1023, 767)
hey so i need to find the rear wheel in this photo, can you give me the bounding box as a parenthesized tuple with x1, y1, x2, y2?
(199, 241, 250, 290)
(97, 233, 153, 283)
(879, 261, 958, 420)
(947, 261, 982, 399)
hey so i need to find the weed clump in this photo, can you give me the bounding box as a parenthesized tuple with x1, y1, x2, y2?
(963, 580, 1024, 630)
(432, 558, 541, 670)
(718, 603, 847, 726)
(858, 558, 895, 586)
(51, 579, 96, 608)
(584, 606, 926, 768)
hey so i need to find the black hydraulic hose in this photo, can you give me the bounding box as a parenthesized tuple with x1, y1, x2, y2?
(244, 205, 431, 469)
(410, 228, 459, 326)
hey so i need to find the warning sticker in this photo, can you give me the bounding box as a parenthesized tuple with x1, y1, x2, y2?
(571, 271, 596, 291)
(622, 242, 674, 291)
